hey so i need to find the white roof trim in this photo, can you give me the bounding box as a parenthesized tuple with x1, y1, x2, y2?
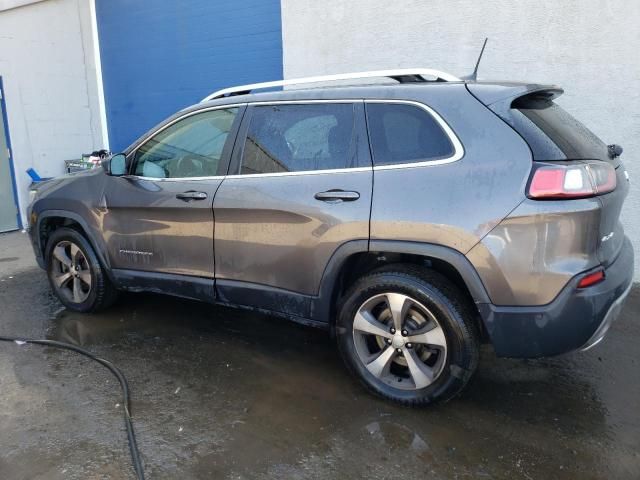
(201, 68, 461, 102)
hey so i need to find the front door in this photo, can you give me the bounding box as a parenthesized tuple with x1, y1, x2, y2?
(213, 101, 373, 315)
(102, 105, 243, 280)
(0, 80, 19, 232)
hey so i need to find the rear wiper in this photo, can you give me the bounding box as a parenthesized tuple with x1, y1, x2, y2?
(608, 144, 623, 159)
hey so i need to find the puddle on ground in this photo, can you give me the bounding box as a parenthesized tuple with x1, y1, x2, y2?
(3, 234, 638, 478)
(37, 291, 636, 479)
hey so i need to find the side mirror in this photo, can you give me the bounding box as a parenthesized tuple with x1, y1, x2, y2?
(103, 153, 127, 176)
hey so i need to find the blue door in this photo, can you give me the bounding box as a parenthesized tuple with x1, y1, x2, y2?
(96, 0, 283, 152)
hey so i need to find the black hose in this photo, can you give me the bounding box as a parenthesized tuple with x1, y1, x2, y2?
(0, 336, 145, 480)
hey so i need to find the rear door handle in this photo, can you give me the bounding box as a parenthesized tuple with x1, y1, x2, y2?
(314, 190, 360, 202)
(176, 191, 208, 201)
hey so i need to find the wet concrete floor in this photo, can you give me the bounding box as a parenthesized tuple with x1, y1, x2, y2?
(0, 230, 639, 479)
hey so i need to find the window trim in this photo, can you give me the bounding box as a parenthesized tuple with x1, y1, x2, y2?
(230, 100, 463, 178)
(126, 103, 246, 182)
(124, 99, 464, 181)
(365, 100, 464, 170)
(231, 100, 369, 178)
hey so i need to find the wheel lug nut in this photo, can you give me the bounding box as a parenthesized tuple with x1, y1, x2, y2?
(385, 338, 392, 345)
(406, 343, 413, 349)
(396, 348, 402, 354)
(401, 329, 408, 336)
(390, 327, 396, 334)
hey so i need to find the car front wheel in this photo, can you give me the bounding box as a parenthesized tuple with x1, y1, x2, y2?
(45, 227, 118, 312)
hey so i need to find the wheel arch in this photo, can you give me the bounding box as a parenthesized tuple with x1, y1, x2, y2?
(37, 210, 112, 276)
(312, 240, 491, 335)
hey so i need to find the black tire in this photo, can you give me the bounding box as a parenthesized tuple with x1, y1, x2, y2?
(45, 227, 118, 312)
(336, 265, 479, 406)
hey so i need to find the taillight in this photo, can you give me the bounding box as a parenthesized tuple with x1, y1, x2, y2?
(528, 162, 617, 199)
(577, 269, 605, 288)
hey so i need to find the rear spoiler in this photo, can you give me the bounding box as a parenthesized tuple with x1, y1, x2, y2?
(466, 83, 563, 107)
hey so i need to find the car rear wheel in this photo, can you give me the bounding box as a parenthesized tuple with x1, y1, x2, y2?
(336, 265, 479, 406)
(45, 227, 118, 312)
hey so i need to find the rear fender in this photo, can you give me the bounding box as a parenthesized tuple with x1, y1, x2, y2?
(312, 240, 491, 325)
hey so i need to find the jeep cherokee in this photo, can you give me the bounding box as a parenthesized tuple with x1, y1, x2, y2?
(28, 69, 634, 405)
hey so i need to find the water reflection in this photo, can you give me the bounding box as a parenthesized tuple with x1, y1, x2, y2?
(45, 291, 621, 479)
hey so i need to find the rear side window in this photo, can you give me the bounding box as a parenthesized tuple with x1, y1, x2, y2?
(240, 103, 356, 175)
(366, 103, 454, 166)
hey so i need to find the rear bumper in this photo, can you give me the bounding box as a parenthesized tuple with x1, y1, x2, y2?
(478, 236, 634, 358)
(580, 280, 632, 351)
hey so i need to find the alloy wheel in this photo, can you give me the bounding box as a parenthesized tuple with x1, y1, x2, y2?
(352, 292, 448, 390)
(50, 240, 92, 304)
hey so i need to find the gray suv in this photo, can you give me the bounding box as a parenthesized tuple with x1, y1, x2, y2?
(27, 69, 634, 405)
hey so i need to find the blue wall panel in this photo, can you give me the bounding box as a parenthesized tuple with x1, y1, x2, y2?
(96, 0, 283, 151)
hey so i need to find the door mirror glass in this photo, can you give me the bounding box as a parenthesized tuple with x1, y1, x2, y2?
(106, 153, 127, 176)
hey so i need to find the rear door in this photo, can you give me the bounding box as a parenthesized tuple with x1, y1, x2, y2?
(102, 105, 243, 280)
(213, 101, 372, 315)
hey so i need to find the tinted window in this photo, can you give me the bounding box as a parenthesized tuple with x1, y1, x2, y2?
(240, 104, 355, 175)
(134, 108, 238, 178)
(514, 99, 608, 161)
(366, 103, 454, 166)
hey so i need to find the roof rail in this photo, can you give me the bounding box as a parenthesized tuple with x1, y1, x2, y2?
(201, 68, 461, 102)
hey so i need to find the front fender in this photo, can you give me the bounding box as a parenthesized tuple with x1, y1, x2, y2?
(35, 209, 113, 279)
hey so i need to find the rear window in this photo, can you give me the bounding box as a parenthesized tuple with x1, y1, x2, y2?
(366, 103, 454, 166)
(507, 96, 608, 161)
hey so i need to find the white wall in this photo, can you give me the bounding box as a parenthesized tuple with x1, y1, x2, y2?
(282, 0, 640, 280)
(0, 0, 104, 226)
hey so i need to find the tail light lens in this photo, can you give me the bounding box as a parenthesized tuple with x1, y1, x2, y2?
(577, 269, 605, 288)
(528, 162, 617, 199)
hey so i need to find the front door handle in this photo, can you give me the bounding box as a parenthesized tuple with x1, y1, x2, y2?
(176, 191, 208, 201)
(314, 190, 360, 202)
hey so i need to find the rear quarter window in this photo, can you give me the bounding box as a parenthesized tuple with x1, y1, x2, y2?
(365, 103, 455, 166)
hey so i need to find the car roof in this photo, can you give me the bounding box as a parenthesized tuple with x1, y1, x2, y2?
(125, 79, 559, 155)
(189, 80, 559, 110)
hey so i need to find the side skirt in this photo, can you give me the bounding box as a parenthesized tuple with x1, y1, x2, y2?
(214, 300, 329, 330)
(111, 270, 328, 329)
(216, 279, 315, 322)
(112, 269, 215, 304)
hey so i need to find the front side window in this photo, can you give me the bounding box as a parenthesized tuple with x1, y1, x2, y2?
(240, 103, 356, 175)
(134, 107, 238, 178)
(366, 103, 454, 166)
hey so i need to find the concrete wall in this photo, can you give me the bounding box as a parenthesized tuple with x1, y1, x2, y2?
(282, 0, 640, 280)
(0, 0, 104, 226)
